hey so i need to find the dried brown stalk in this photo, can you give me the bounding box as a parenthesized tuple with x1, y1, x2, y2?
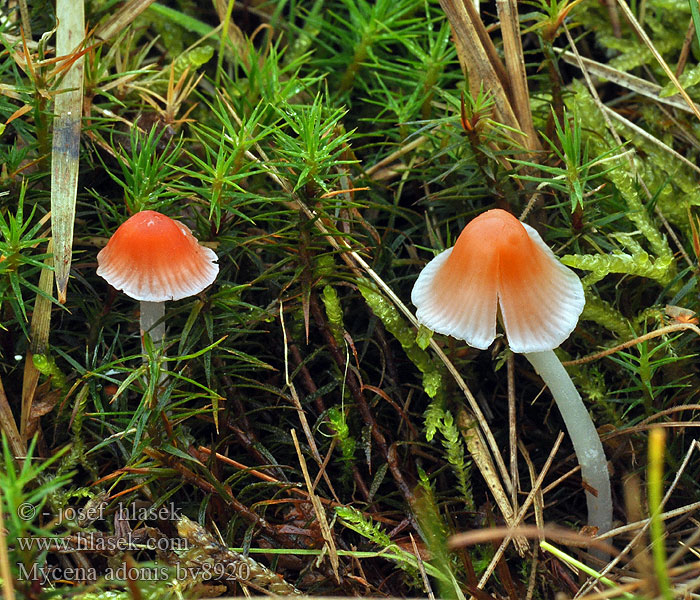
(0, 377, 24, 458)
(562, 323, 700, 367)
(95, 0, 157, 41)
(290, 429, 340, 582)
(21, 239, 53, 440)
(439, 0, 541, 153)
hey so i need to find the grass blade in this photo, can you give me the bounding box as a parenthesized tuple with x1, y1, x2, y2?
(51, 0, 85, 303)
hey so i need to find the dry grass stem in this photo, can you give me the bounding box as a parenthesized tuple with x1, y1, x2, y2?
(365, 135, 428, 178)
(495, 0, 540, 149)
(475, 432, 565, 590)
(290, 429, 340, 582)
(450, 524, 617, 554)
(614, 0, 700, 122)
(519, 441, 545, 532)
(457, 408, 527, 554)
(281, 302, 340, 503)
(20, 239, 53, 440)
(410, 533, 435, 600)
(519, 442, 544, 600)
(563, 323, 700, 367)
(599, 501, 700, 542)
(601, 104, 700, 176)
(558, 51, 700, 115)
(542, 463, 581, 496)
(438, 0, 530, 150)
(94, 0, 157, 41)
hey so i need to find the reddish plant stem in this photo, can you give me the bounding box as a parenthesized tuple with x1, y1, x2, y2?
(288, 342, 372, 502)
(309, 294, 416, 507)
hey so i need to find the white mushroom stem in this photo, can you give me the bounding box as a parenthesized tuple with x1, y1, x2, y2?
(524, 350, 612, 537)
(140, 301, 165, 347)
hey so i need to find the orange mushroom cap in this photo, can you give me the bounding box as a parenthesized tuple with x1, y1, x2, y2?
(97, 211, 219, 302)
(411, 209, 584, 353)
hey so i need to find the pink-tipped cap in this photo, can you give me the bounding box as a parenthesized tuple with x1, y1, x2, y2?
(97, 210, 219, 302)
(411, 209, 584, 353)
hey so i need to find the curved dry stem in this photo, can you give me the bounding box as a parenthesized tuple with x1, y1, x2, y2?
(563, 323, 700, 367)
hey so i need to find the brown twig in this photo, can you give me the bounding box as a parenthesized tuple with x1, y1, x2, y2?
(143, 447, 289, 544)
(476, 432, 565, 589)
(562, 323, 700, 367)
(675, 18, 697, 77)
(290, 429, 340, 582)
(0, 376, 24, 458)
(309, 294, 417, 507)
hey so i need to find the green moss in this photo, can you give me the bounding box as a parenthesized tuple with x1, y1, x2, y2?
(580, 293, 635, 340)
(562, 246, 674, 287)
(321, 284, 345, 345)
(561, 81, 676, 293)
(33, 352, 67, 392)
(358, 278, 444, 400)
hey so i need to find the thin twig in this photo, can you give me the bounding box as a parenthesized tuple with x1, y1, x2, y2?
(562, 323, 700, 367)
(579, 441, 700, 595)
(476, 433, 565, 589)
(290, 429, 340, 582)
(614, 0, 700, 122)
(507, 354, 518, 512)
(280, 301, 340, 503)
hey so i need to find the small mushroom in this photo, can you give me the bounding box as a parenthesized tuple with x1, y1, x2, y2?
(412, 208, 612, 536)
(97, 210, 219, 346)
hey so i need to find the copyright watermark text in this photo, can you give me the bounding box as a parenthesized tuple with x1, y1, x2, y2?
(16, 501, 182, 523)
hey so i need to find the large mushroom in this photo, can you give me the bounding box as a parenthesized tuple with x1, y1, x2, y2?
(97, 210, 219, 346)
(411, 208, 612, 536)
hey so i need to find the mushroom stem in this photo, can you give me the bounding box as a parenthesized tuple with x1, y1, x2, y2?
(524, 350, 612, 537)
(140, 301, 165, 347)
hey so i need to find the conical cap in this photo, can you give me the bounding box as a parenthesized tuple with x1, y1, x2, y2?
(97, 211, 218, 302)
(411, 209, 584, 353)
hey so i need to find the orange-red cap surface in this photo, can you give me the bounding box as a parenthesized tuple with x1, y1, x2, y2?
(411, 209, 584, 353)
(97, 211, 219, 302)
